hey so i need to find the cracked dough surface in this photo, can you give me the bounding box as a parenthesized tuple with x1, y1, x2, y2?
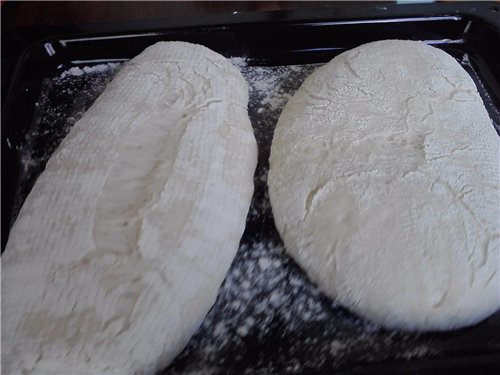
(2, 42, 257, 374)
(268, 40, 500, 331)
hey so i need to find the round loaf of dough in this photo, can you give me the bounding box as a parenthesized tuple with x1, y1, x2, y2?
(268, 40, 500, 331)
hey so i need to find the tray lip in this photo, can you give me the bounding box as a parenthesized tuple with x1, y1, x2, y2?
(2, 1, 500, 38)
(2, 2, 499, 60)
(2, 2, 499, 98)
(2, 4, 498, 108)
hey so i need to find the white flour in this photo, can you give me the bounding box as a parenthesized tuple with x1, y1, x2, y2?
(60, 63, 121, 78)
(229, 57, 248, 69)
(167, 239, 437, 374)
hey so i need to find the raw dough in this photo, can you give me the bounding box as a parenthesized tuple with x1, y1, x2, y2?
(268, 40, 500, 331)
(2, 42, 257, 374)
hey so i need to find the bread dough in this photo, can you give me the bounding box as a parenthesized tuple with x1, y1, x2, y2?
(268, 40, 499, 331)
(2, 42, 257, 374)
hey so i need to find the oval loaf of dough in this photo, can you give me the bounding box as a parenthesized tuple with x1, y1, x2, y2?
(2, 42, 257, 374)
(268, 40, 499, 331)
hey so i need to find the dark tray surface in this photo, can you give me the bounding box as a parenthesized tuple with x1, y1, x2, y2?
(2, 3, 500, 374)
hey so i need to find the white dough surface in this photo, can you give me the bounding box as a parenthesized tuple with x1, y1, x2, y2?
(2, 41, 257, 374)
(268, 40, 500, 331)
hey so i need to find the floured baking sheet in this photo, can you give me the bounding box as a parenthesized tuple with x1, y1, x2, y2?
(4, 50, 500, 374)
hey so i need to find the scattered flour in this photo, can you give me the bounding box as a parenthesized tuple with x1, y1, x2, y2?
(229, 57, 248, 69)
(257, 257, 272, 271)
(242, 64, 318, 227)
(60, 63, 121, 78)
(61, 66, 84, 77)
(166, 239, 439, 374)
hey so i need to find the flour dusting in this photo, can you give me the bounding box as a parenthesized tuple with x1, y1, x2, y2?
(229, 57, 248, 69)
(166, 239, 438, 374)
(60, 63, 121, 78)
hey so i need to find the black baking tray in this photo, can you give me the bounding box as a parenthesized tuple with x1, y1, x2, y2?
(2, 2, 500, 374)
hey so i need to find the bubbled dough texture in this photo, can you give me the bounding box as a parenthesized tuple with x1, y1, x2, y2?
(2, 42, 257, 374)
(268, 40, 500, 331)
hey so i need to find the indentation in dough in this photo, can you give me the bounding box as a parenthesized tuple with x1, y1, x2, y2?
(307, 185, 359, 268)
(346, 129, 428, 180)
(431, 290, 448, 309)
(305, 180, 329, 214)
(483, 271, 497, 291)
(92, 110, 186, 258)
(343, 58, 362, 79)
